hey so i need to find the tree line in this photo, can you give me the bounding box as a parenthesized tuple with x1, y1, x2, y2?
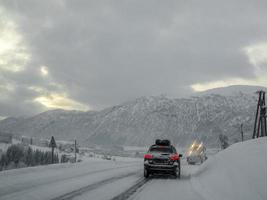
(0, 144, 59, 171)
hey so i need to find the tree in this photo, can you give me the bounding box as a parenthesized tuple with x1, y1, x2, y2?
(61, 154, 68, 163)
(0, 154, 8, 170)
(1, 144, 60, 171)
(25, 147, 33, 166)
(40, 151, 45, 165)
(6, 144, 24, 166)
(34, 149, 41, 165)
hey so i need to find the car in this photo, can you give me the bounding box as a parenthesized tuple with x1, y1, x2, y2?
(143, 139, 182, 179)
(186, 141, 207, 165)
(102, 154, 112, 160)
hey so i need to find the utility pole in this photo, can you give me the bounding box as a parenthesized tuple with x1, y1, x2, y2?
(74, 139, 77, 163)
(240, 123, 244, 142)
(253, 91, 267, 138)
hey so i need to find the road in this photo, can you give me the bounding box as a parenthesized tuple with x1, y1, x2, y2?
(131, 165, 203, 200)
(1, 139, 266, 200)
(0, 158, 203, 200)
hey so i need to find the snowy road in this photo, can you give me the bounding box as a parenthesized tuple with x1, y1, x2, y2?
(131, 163, 202, 200)
(0, 158, 201, 200)
(1, 139, 267, 200)
(0, 159, 142, 200)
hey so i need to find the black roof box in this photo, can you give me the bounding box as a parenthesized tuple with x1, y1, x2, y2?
(155, 139, 171, 146)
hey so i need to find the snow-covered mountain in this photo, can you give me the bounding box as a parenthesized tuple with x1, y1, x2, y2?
(198, 85, 266, 96)
(0, 86, 263, 147)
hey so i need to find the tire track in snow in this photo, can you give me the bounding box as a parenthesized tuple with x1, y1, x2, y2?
(51, 172, 138, 200)
(109, 161, 191, 200)
(129, 164, 205, 200)
(0, 164, 136, 197)
(110, 178, 150, 200)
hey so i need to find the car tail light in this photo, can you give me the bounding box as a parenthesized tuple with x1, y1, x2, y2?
(170, 154, 179, 161)
(144, 154, 153, 159)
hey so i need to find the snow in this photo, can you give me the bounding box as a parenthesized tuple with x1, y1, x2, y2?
(72, 175, 141, 200)
(191, 137, 267, 200)
(133, 138, 267, 200)
(0, 143, 9, 152)
(0, 158, 141, 200)
(131, 159, 200, 200)
(1, 138, 267, 200)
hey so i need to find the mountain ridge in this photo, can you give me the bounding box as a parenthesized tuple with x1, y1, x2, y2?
(0, 85, 264, 147)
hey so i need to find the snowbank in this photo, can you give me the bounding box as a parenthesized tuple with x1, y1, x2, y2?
(191, 137, 267, 200)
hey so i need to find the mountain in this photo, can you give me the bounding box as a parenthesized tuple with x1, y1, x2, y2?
(198, 85, 266, 96)
(0, 85, 264, 147)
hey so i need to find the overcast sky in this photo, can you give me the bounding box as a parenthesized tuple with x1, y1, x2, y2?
(0, 0, 267, 117)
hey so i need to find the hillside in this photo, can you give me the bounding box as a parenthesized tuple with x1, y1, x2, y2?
(0, 86, 262, 147)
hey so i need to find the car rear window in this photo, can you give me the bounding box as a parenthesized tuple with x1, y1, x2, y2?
(149, 146, 174, 153)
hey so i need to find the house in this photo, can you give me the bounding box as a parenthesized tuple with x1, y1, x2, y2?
(0, 132, 12, 144)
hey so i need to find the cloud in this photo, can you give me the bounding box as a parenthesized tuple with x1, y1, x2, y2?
(40, 66, 49, 76)
(192, 40, 267, 92)
(0, 4, 91, 116)
(1, 0, 267, 116)
(34, 93, 89, 111)
(0, 7, 30, 72)
(243, 41, 267, 72)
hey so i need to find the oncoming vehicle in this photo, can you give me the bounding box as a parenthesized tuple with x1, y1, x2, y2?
(144, 139, 182, 179)
(186, 141, 207, 165)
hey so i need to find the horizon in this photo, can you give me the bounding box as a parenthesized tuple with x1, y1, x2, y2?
(0, 84, 265, 119)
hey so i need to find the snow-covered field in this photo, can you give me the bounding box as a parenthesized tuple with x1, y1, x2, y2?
(1, 138, 267, 200)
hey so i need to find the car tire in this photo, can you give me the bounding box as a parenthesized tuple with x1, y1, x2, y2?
(174, 162, 181, 179)
(144, 168, 150, 178)
(174, 169, 181, 179)
(178, 163, 181, 179)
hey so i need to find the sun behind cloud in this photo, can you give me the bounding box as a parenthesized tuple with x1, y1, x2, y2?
(40, 66, 49, 76)
(0, 6, 30, 73)
(34, 93, 89, 111)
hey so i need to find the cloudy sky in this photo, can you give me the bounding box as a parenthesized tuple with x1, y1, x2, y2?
(0, 0, 267, 117)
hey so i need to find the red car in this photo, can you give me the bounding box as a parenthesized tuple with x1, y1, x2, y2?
(144, 139, 182, 179)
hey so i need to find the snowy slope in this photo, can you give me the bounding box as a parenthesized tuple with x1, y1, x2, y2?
(0, 85, 263, 146)
(191, 137, 267, 200)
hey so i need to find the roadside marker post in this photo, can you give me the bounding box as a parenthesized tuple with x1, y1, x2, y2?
(241, 124, 244, 142)
(49, 136, 57, 164)
(74, 139, 77, 163)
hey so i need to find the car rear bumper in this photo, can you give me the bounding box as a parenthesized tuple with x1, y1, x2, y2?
(144, 163, 177, 172)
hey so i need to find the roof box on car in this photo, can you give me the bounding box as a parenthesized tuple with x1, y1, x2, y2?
(155, 139, 171, 146)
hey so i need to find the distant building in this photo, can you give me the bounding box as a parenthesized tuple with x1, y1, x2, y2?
(22, 136, 32, 145)
(37, 139, 49, 147)
(58, 143, 75, 153)
(0, 133, 12, 144)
